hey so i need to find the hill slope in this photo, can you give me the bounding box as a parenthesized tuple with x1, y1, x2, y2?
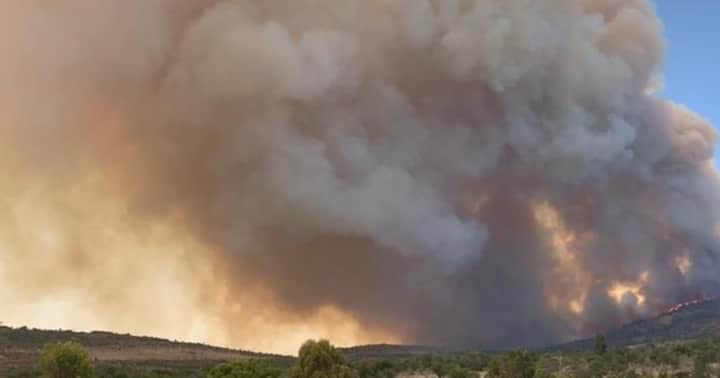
(556, 299, 720, 351)
(0, 326, 291, 370)
(4, 299, 720, 370)
(345, 300, 720, 357)
(340, 344, 452, 360)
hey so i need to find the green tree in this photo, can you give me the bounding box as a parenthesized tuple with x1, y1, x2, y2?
(692, 357, 709, 378)
(486, 351, 535, 378)
(506, 351, 535, 378)
(594, 334, 608, 355)
(446, 365, 474, 378)
(486, 358, 501, 378)
(354, 359, 398, 378)
(207, 360, 281, 378)
(534, 355, 559, 378)
(38, 342, 94, 378)
(587, 356, 609, 378)
(290, 340, 357, 378)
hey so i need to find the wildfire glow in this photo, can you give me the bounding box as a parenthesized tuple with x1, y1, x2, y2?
(533, 202, 578, 266)
(0, 105, 400, 356)
(0, 192, 400, 354)
(569, 299, 585, 315)
(532, 201, 590, 317)
(675, 254, 692, 276)
(608, 271, 650, 306)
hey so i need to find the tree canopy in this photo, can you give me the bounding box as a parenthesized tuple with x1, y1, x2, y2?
(290, 340, 357, 378)
(39, 341, 95, 378)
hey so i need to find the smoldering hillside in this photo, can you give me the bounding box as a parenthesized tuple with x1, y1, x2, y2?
(1, 0, 719, 354)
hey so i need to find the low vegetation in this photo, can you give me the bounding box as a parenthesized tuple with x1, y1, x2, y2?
(4, 335, 720, 377)
(207, 359, 281, 378)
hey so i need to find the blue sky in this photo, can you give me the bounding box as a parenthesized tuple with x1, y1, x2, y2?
(653, 1, 720, 159)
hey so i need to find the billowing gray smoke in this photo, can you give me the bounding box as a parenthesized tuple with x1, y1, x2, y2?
(1, 0, 719, 353)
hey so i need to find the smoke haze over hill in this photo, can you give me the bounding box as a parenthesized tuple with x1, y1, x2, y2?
(1, 0, 719, 354)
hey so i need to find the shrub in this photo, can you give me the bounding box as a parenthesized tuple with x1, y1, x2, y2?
(207, 359, 281, 378)
(39, 342, 94, 378)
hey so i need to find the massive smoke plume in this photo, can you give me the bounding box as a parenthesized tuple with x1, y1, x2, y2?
(1, 0, 719, 354)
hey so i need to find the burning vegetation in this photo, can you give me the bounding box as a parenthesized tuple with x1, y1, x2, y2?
(657, 297, 717, 318)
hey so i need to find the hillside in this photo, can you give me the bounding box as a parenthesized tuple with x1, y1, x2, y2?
(0, 326, 292, 371)
(340, 344, 452, 360)
(4, 299, 720, 375)
(555, 298, 720, 351)
(346, 299, 720, 358)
